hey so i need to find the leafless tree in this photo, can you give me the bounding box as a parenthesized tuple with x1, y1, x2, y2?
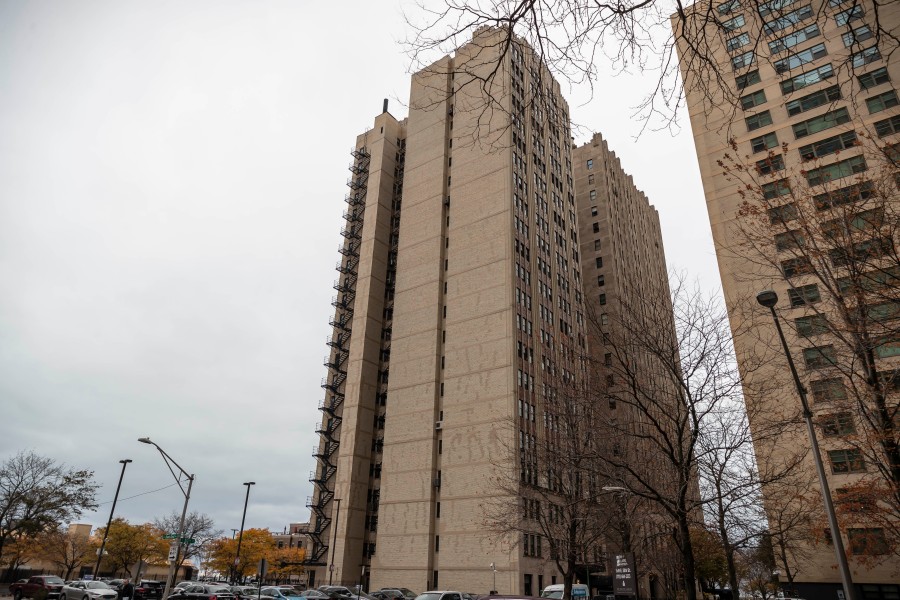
(482, 335, 612, 600)
(586, 273, 806, 600)
(721, 135, 900, 563)
(152, 511, 221, 581)
(403, 0, 899, 134)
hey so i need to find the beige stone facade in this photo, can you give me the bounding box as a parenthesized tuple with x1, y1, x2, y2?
(310, 29, 673, 597)
(676, 0, 900, 596)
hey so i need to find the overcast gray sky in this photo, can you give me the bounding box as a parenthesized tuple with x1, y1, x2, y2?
(0, 0, 718, 537)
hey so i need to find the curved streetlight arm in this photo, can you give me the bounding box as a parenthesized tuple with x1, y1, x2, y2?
(139, 437, 192, 496)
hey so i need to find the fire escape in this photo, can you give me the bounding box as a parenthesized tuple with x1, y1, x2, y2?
(305, 146, 370, 566)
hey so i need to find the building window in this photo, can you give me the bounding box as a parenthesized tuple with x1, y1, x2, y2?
(597, 275, 605, 287)
(745, 110, 773, 132)
(769, 23, 820, 54)
(786, 84, 841, 116)
(717, 0, 739, 14)
(799, 131, 858, 161)
(774, 43, 827, 74)
(805, 155, 867, 186)
(594, 239, 601, 251)
(741, 89, 767, 110)
(849, 529, 889, 555)
(601, 313, 609, 326)
(596, 257, 603, 269)
(599, 293, 607, 305)
(821, 412, 855, 436)
(588, 174, 594, 184)
(590, 189, 597, 200)
(828, 449, 866, 473)
(842, 24, 873, 46)
(876, 337, 900, 359)
(858, 67, 889, 90)
(732, 50, 755, 70)
(787, 283, 819, 306)
(586, 159, 593, 170)
(768, 203, 798, 225)
(435, 535, 440, 552)
(762, 179, 791, 200)
(722, 14, 745, 30)
(593, 222, 600, 233)
(810, 377, 847, 403)
(814, 180, 875, 210)
(758, 0, 800, 18)
(866, 90, 899, 114)
(727, 32, 751, 52)
(792, 107, 850, 138)
(757, 154, 785, 175)
(774, 229, 804, 251)
(751, 132, 779, 153)
(736, 69, 762, 90)
(851, 45, 881, 68)
(834, 5, 864, 26)
(763, 4, 813, 34)
(875, 115, 900, 138)
(781, 63, 834, 94)
(591, 205, 598, 216)
(804, 344, 836, 368)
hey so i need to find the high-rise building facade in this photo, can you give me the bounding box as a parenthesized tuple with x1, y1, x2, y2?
(677, 0, 900, 596)
(307, 28, 674, 595)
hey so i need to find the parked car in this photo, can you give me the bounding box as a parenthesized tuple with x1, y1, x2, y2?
(414, 591, 464, 600)
(318, 589, 355, 599)
(60, 581, 118, 600)
(11, 576, 66, 600)
(260, 588, 304, 600)
(106, 581, 125, 595)
(539, 586, 588, 600)
(299, 592, 330, 600)
(375, 591, 416, 600)
(229, 588, 275, 600)
(168, 584, 235, 600)
(134, 581, 164, 600)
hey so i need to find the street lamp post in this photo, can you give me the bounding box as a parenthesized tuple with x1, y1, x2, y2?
(138, 437, 194, 600)
(602, 487, 638, 600)
(233, 481, 256, 584)
(94, 459, 132, 577)
(756, 290, 856, 600)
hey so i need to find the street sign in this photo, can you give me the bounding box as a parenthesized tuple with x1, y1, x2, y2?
(182, 538, 196, 544)
(258, 558, 268, 579)
(168, 544, 178, 562)
(163, 533, 178, 539)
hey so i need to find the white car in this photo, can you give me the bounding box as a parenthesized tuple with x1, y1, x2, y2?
(60, 581, 119, 600)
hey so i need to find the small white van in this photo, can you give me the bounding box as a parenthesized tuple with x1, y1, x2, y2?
(539, 584, 589, 599)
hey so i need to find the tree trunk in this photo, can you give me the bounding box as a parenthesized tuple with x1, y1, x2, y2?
(678, 516, 698, 600)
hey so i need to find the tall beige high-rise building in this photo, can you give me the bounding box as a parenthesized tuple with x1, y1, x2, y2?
(677, 0, 899, 597)
(307, 29, 673, 596)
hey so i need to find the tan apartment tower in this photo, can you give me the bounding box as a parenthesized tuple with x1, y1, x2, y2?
(308, 28, 589, 594)
(571, 134, 674, 599)
(676, 0, 900, 597)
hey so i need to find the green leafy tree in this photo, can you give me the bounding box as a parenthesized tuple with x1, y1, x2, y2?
(0, 451, 98, 563)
